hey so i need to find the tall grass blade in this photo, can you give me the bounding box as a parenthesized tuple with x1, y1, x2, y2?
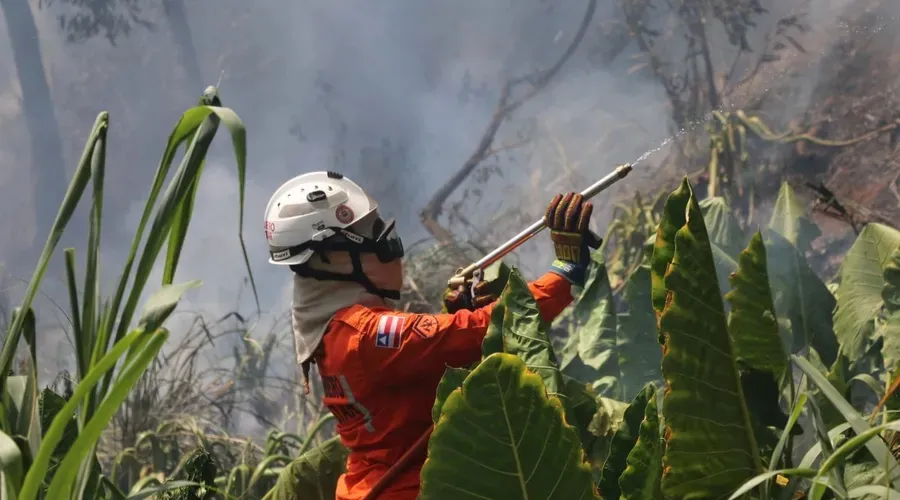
(80, 123, 107, 382)
(20, 328, 148, 500)
(0, 113, 108, 401)
(794, 354, 900, 488)
(44, 330, 168, 499)
(63, 249, 85, 376)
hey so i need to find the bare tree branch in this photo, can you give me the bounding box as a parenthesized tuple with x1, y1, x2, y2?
(419, 0, 599, 244)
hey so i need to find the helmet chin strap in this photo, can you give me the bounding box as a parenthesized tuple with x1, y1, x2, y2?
(290, 250, 401, 301)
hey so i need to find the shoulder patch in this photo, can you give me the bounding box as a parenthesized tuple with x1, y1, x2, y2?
(412, 315, 438, 339)
(375, 315, 404, 349)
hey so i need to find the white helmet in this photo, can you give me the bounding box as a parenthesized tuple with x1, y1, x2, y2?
(264, 171, 404, 296)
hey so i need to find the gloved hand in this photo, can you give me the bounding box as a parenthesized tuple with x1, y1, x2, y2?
(545, 192, 602, 286)
(443, 280, 496, 313)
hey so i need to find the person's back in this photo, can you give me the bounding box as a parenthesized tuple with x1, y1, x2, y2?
(263, 171, 600, 499)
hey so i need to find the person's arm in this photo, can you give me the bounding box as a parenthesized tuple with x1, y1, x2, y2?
(351, 272, 574, 383)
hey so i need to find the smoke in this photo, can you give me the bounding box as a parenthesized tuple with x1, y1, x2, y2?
(0, 0, 898, 436)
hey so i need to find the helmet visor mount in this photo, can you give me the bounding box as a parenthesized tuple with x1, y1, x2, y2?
(371, 217, 404, 263)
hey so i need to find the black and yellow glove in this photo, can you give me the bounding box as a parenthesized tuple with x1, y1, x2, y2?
(545, 192, 602, 286)
(443, 280, 496, 313)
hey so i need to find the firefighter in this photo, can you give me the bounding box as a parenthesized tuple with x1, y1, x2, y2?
(264, 171, 599, 500)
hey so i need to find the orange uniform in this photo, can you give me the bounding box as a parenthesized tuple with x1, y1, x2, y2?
(315, 272, 574, 500)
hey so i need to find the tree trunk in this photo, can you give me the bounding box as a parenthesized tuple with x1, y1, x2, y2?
(162, 0, 203, 88)
(0, 0, 68, 254)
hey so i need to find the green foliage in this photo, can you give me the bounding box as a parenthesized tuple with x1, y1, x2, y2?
(654, 178, 763, 497)
(618, 384, 662, 500)
(597, 383, 654, 499)
(482, 269, 597, 450)
(725, 232, 788, 383)
(0, 87, 254, 499)
(6, 84, 900, 500)
(833, 223, 900, 363)
(267, 436, 349, 500)
(420, 353, 599, 500)
(408, 173, 899, 500)
(881, 247, 900, 373)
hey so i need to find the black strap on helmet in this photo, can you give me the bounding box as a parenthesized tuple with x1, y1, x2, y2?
(279, 218, 404, 300)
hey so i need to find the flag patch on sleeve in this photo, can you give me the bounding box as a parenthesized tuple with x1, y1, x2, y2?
(375, 315, 404, 349)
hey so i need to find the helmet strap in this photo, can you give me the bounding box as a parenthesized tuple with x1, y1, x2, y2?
(290, 250, 402, 301)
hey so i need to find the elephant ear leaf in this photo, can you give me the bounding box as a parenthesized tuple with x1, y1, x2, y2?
(420, 353, 599, 500)
(559, 251, 619, 388)
(725, 231, 788, 381)
(618, 384, 663, 500)
(654, 177, 763, 498)
(616, 258, 662, 401)
(763, 228, 838, 364)
(881, 246, 900, 373)
(481, 268, 595, 449)
(650, 180, 691, 322)
(482, 268, 563, 397)
(598, 383, 654, 500)
(725, 232, 794, 432)
(768, 181, 821, 254)
(833, 223, 900, 363)
(699, 196, 745, 258)
(432, 367, 470, 424)
(269, 436, 349, 500)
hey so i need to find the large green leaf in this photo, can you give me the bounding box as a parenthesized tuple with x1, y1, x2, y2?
(432, 367, 470, 424)
(834, 223, 900, 363)
(598, 383, 653, 500)
(618, 384, 663, 500)
(650, 180, 691, 321)
(482, 268, 596, 448)
(654, 177, 762, 498)
(768, 181, 821, 254)
(764, 229, 839, 364)
(882, 246, 900, 373)
(699, 196, 745, 258)
(559, 252, 619, 388)
(482, 268, 564, 398)
(420, 353, 599, 500)
(725, 231, 788, 382)
(268, 436, 350, 500)
(586, 396, 630, 472)
(726, 231, 794, 438)
(562, 375, 601, 460)
(616, 259, 662, 401)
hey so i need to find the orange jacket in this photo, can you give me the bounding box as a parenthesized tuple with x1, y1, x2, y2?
(314, 272, 574, 500)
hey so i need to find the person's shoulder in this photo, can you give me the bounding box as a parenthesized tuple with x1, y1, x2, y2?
(330, 303, 405, 331)
(331, 305, 436, 339)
